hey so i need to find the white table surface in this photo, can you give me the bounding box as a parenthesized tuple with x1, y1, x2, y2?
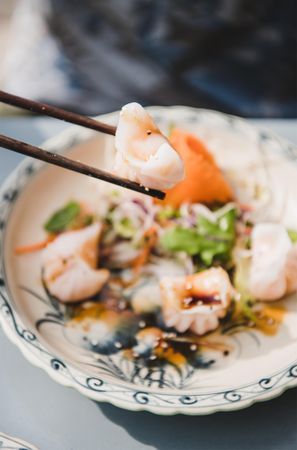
(0, 117, 296, 450)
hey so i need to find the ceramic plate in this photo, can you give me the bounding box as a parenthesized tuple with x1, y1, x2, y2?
(0, 107, 296, 415)
(0, 433, 38, 450)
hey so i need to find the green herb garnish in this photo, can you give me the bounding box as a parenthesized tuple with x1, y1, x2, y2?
(197, 208, 236, 241)
(161, 206, 237, 266)
(233, 256, 257, 321)
(160, 227, 201, 255)
(157, 206, 181, 221)
(44, 201, 81, 233)
(114, 217, 135, 239)
(288, 229, 297, 243)
(196, 208, 236, 265)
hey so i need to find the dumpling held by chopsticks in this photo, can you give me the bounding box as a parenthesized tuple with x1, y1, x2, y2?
(114, 103, 185, 190)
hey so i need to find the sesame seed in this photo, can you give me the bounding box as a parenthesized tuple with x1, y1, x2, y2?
(145, 187, 149, 192)
(139, 320, 146, 328)
(190, 344, 197, 351)
(149, 354, 157, 360)
(161, 342, 168, 349)
(115, 342, 122, 349)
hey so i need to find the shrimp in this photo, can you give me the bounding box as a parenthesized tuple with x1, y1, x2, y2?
(114, 102, 185, 190)
(249, 223, 297, 301)
(42, 223, 109, 302)
(160, 268, 235, 335)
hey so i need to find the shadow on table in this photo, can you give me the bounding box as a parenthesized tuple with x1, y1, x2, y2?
(97, 388, 297, 450)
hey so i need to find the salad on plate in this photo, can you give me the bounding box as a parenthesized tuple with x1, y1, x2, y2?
(15, 104, 297, 376)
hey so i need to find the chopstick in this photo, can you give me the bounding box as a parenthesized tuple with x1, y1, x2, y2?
(0, 90, 116, 136)
(0, 135, 166, 200)
(0, 90, 166, 200)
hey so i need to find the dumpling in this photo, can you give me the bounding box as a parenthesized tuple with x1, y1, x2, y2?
(160, 268, 235, 335)
(249, 223, 297, 301)
(114, 102, 184, 190)
(42, 223, 109, 302)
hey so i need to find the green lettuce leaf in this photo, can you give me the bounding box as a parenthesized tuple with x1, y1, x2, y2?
(160, 227, 201, 255)
(199, 240, 232, 266)
(196, 208, 236, 265)
(44, 201, 81, 233)
(197, 208, 236, 240)
(161, 206, 237, 266)
(288, 229, 297, 243)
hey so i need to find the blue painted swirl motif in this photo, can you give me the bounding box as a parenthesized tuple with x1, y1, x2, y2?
(179, 395, 198, 405)
(51, 358, 67, 371)
(288, 365, 297, 378)
(259, 378, 274, 390)
(223, 391, 242, 403)
(86, 377, 104, 391)
(133, 391, 150, 404)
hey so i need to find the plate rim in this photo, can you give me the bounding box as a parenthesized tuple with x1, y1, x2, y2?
(1, 106, 297, 415)
(0, 431, 39, 450)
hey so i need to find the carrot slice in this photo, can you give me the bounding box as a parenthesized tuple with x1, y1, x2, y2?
(161, 129, 234, 207)
(15, 236, 55, 255)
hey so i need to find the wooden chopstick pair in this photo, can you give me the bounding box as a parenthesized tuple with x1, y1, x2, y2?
(0, 91, 165, 200)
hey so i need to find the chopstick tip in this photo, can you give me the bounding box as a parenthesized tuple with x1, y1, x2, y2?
(148, 188, 166, 201)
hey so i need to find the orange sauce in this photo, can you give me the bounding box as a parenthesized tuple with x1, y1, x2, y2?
(254, 305, 286, 336)
(155, 346, 187, 367)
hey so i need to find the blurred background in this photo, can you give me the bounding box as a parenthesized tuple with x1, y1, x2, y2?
(0, 0, 296, 117)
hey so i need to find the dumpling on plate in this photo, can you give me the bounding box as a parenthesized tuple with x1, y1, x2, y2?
(249, 223, 297, 301)
(42, 223, 109, 302)
(114, 102, 185, 190)
(160, 267, 235, 335)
